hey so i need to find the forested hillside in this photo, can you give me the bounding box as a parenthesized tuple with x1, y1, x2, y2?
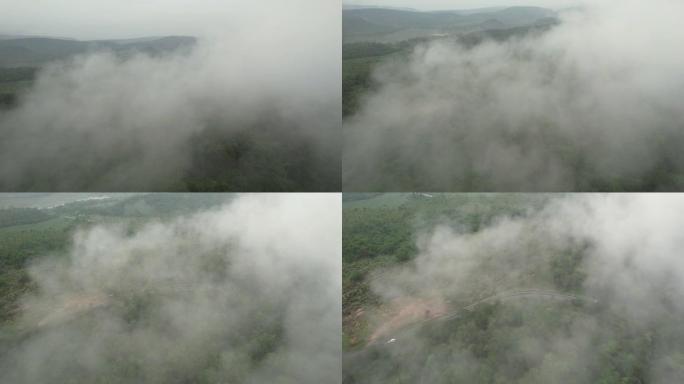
(342, 8, 557, 117)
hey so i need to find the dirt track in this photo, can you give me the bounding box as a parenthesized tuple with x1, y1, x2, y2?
(36, 294, 110, 328)
(368, 297, 448, 343)
(366, 289, 598, 344)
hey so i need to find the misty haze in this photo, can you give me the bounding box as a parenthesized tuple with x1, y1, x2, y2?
(0, 1, 340, 192)
(343, 0, 684, 191)
(343, 193, 684, 383)
(0, 193, 341, 383)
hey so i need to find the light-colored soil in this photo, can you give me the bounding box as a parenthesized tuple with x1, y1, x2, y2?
(343, 307, 366, 346)
(369, 297, 448, 343)
(37, 294, 110, 328)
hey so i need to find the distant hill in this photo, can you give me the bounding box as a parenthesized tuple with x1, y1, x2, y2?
(0, 36, 197, 67)
(343, 6, 556, 43)
(343, 5, 418, 11)
(458, 18, 559, 47)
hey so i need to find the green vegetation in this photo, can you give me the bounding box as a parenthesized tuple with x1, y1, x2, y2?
(343, 42, 409, 116)
(342, 7, 555, 44)
(343, 194, 682, 383)
(342, 9, 558, 117)
(0, 37, 196, 67)
(183, 124, 339, 192)
(342, 14, 684, 191)
(0, 67, 35, 109)
(343, 194, 540, 343)
(0, 36, 194, 108)
(343, 36, 462, 116)
(0, 194, 312, 383)
(343, 54, 376, 117)
(0, 208, 50, 228)
(0, 214, 74, 322)
(1, 60, 339, 192)
(0, 67, 37, 83)
(0, 194, 228, 321)
(343, 42, 402, 60)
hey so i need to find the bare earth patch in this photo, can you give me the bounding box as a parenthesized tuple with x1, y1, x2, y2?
(369, 297, 448, 344)
(36, 293, 111, 328)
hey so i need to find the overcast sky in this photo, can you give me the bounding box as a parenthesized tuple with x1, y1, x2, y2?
(0, 0, 580, 39)
(344, 0, 580, 10)
(0, 0, 285, 39)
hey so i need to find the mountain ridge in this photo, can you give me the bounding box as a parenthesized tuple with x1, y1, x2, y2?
(0, 35, 197, 67)
(343, 5, 556, 43)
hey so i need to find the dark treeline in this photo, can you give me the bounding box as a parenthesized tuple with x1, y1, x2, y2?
(0, 208, 50, 229)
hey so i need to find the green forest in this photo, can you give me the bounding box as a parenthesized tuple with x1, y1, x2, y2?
(0, 36, 340, 192)
(0, 194, 313, 383)
(0, 67, 35, 110)
(0, 66, 339, 192)
(343, 41, 412, 117)
(0, 194, 227, 321)
(343, 194, 684, 384)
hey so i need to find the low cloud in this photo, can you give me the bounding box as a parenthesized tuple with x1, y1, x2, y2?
(344, 0, 684, 191)
(0, 194, 342, 384)
(0, 0, 340, 191)
(348, 194, 684, 382)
